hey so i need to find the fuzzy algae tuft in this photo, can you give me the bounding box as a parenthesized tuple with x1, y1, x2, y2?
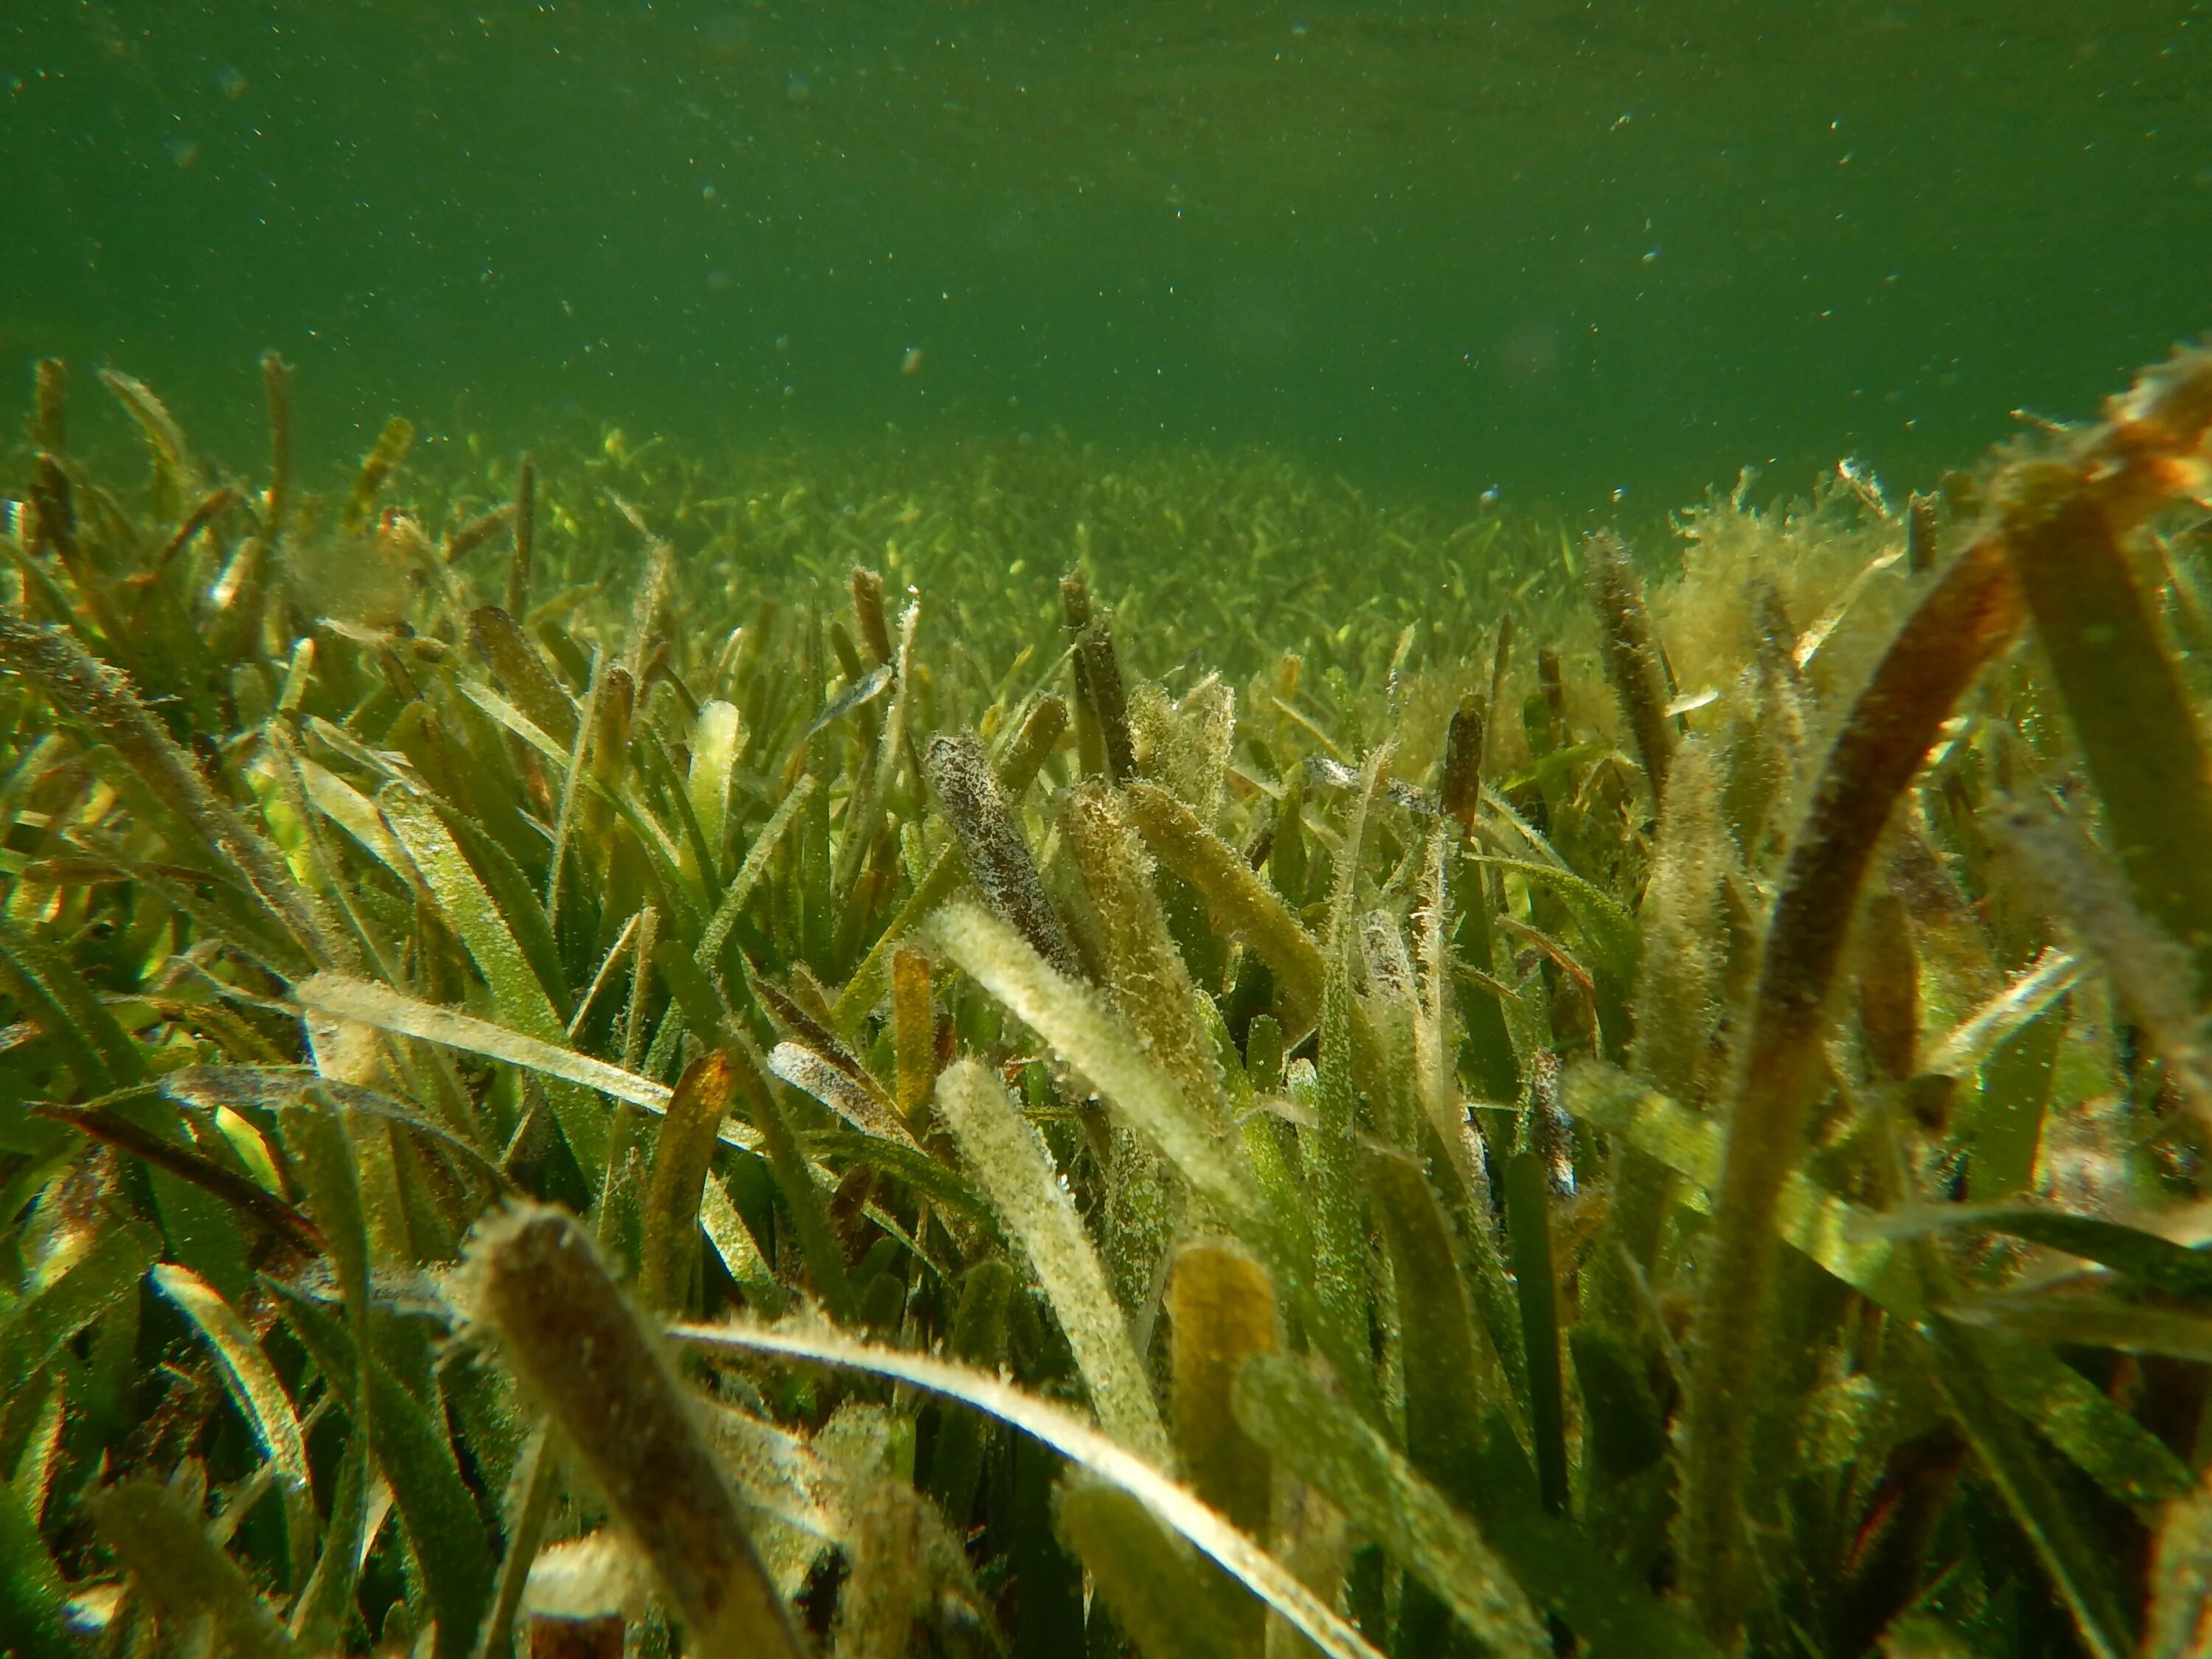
(3, 347, 2212, 1659)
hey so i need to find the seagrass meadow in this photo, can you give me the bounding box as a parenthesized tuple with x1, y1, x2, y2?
(7, 341, 2212, 1659)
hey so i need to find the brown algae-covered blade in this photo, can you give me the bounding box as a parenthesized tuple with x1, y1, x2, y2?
(32, 1099, 324, 1257)
(1905, 490, 1941, 575)
(639, 1051, 739, 1313)
(343, 415, 415, 532)
(1440, 694, 1486, 830)
(1169, 1241, 1276, 1541)
(1584, 529, 1675, 807)
(470, 603, 580, 748)
(1124, 781, 1325, 1035)
(925, 729, 1079, 976)
(34, 356, 67, 450)
(1077, 611, 1138, 782)
(97, 368, 199, 517)
(995, 689, 1071, 790)
(507, 454, 537, 619)
(1680, 536, 2023, 1646)
(891, 947, 936, 1130)
(2149, 1469, 2212, 1659)
(851, 565, 894, 664)
(208, 352, 291, 655)
(1061, 779, 1224, 1127)
(1062, 568, 1108, 776)
(830, 693, 1069, 1034)
(465, 1203, 805, 1659)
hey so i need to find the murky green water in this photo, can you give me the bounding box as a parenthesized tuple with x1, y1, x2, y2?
(5, 1, 2208, 509)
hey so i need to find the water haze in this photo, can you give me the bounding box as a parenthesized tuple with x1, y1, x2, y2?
(5, 1, 2208, 515)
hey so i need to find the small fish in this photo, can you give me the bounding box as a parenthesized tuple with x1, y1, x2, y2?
(799, 661, 894, 744)
(1301, 753, 1441, 815)
(902, 346, 925, 378)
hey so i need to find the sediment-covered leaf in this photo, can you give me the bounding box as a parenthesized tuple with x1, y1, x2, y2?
(935, 1058, 1170, 1464)
(1057, 1478, 1250, 1659)
(90, 1477, 299, 1659)
(151, 1262, 316, 1586)
(1232, 1353, 1550, 1659)
(296, 971, 666, 1113)
(669, 1318, 1385, 1659)
(931, 902, 1259, 1234)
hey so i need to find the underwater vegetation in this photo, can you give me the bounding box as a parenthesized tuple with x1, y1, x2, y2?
(4, 344, 2212, 1659)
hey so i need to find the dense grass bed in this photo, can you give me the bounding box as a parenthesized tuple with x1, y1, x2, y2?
(4, 348, 2212, 1659)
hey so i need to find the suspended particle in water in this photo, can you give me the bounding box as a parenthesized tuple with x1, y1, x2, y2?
(216, 65, 248, 98)
(167, 136, 203, 168)
(902, 347, 925, 378)
(786, 72, 810, 102)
